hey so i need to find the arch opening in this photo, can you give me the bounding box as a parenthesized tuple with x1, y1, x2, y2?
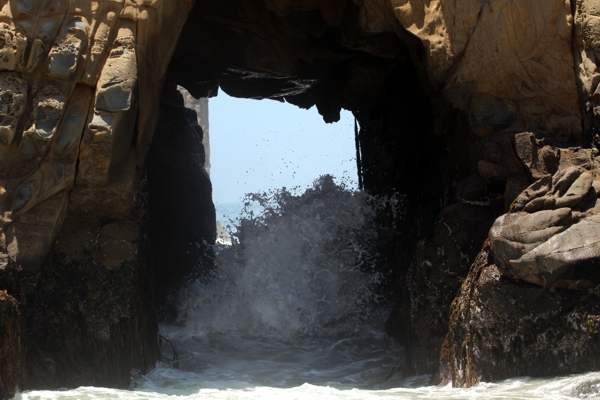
(145, 0, 452, 379)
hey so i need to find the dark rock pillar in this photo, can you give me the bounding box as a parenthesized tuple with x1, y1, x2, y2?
(146, 85, 217, 320)
(0, 290, 20, 400)
(354, 60, 441, 294)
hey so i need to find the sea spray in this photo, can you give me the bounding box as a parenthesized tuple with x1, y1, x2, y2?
(173, 175, 385, 338)
(154, 176, 407, 389)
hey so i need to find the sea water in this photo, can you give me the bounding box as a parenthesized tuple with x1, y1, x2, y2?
(16, 177, 600, 400)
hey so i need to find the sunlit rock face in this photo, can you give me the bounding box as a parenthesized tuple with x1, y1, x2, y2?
(0, 0, 195, 392)
(0, 0, 195, 268)
(391, 0, 582, 140)
(0, 0, 600, 395)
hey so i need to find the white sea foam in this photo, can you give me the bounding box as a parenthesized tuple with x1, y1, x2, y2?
(16, 372, 600, 399)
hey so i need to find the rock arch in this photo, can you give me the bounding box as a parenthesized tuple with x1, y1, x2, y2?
(0, 0, 599, 396)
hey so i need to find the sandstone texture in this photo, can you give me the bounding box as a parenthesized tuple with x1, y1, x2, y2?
(0, 0, 600, 395)
(0, 0, 200, 394)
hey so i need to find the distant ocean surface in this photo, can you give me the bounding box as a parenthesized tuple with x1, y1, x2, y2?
(214, 202, 245, 245)
(215, 202, 245, 230)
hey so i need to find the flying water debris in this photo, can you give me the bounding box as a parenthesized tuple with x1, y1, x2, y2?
(174, 174, 384, 339)
(152, 175, 408, 390)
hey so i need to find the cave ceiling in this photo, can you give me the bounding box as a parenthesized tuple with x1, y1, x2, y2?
(167, 0, 416, 122)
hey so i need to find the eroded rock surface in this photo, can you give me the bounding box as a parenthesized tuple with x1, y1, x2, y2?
(441, 150, 600, 386)
(491, 163, 600, 289)
(391, 0, 582, 140)
(440, 244, 600, 387)
(0, 0, 197, 393)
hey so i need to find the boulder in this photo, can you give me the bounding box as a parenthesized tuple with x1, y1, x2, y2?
(440, 245, 600, 387)
(511, 215, 600, 289)
(441, 152, 600, 386)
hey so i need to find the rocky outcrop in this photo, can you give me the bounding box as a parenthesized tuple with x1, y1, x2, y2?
(0, 1, 194, 272)
(575, 0, 600, 146)
(146, 85, 216, 319)
(387, 203, 496, 375)
(391, 0, 582, 140)
(440, 148, 600, 386)
(440, 243, 600, 386)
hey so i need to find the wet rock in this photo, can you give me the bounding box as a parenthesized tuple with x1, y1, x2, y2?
(439, 245, 600, 387)
(441, 151, 600, 386)
(0, 290, 21, 400)
(393, 203, 496, 376)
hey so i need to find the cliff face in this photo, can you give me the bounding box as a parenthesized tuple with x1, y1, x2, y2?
(0, 0, 600, 395)
(0, 0, 198, 392)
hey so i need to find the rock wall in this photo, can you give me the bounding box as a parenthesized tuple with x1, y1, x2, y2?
(392, 0, 582, 140)
(146, 85, 216, 320)
(0, 0, 198, 394)
(179, 87, 211, 176)
(575, 0, 600, 145)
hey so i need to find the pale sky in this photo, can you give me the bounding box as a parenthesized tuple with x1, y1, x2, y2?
(210, 93, 358, 204)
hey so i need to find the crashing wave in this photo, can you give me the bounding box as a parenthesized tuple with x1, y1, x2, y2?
(174, 175, 385, 339)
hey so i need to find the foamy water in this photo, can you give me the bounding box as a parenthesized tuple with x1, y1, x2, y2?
(16, 371, 600, 399)
(15, 177, 600, 400)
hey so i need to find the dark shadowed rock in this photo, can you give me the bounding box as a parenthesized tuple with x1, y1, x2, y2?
(440, 244, 600, 387)
(441, 152, 600, 386)
(0, 291, 20, 400)
(146, 85, 216, 320)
